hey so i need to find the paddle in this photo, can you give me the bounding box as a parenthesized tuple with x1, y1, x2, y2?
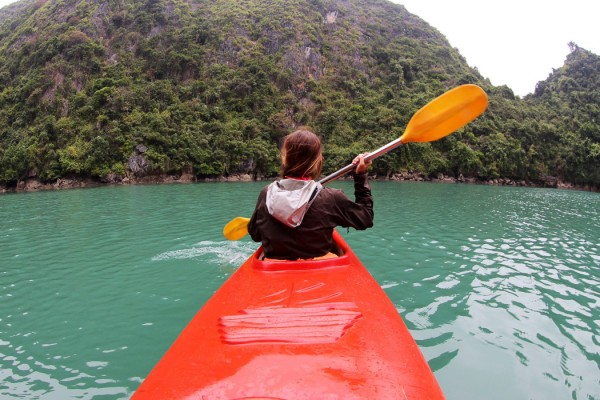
(223, 84, 488, 240)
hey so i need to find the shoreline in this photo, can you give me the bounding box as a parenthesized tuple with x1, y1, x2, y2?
(1, 172, 598, 194)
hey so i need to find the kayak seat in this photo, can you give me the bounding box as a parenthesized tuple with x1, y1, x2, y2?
(253, 231, 351, 271)
(258, 242, 344, 262)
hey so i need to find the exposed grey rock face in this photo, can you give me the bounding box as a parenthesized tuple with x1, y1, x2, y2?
(129, 145, 149, 176)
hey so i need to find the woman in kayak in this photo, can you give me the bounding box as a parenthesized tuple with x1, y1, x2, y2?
(248, 127, 373, 260)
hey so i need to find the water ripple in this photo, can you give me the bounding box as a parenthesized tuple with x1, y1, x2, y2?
(1, 182, 598, 400)
(346, 182, 600, 400)
(151, 240, 256, 265)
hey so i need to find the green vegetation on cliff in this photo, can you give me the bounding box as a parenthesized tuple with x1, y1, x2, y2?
(0, 0, 598, 188)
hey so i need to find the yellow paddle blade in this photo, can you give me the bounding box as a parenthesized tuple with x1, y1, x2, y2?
(223, 217, 251, 240)
(400, 84, 488, 143)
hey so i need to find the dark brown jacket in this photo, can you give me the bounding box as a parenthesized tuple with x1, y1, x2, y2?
(248, 173, 373, 259)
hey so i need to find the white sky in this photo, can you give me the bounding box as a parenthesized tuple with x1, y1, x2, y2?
(393, 0, 600, 96)
(1, 0, 598, 96)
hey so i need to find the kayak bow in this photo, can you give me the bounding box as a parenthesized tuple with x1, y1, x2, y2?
(133, 231, 445, 399)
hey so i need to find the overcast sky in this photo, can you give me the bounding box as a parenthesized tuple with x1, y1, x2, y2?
(1, 0, 598, 96)
(393, 0, 600, 96)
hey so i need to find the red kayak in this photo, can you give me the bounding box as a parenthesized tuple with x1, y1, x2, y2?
(133, 230, 445, 399)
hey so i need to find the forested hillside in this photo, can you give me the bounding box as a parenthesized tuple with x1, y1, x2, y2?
(0, 0, 598, 191)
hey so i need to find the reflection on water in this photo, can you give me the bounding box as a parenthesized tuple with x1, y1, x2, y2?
(362, 183, 600, 400)
(1, 182, 598, 400)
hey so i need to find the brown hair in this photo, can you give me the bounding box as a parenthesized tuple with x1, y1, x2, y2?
(281, 128, 323, 180)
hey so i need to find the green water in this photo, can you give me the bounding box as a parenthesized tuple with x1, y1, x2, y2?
(1, 182, 599, 400)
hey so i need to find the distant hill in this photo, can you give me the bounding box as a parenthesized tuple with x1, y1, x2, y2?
(0, 0, 598, 191)
(528, 44, 600, 186)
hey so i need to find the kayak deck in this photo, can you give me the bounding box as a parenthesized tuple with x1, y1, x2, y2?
(133, 231, 444, 399)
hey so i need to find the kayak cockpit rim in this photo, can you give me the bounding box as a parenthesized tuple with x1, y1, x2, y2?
(251, 232, 352, 272)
